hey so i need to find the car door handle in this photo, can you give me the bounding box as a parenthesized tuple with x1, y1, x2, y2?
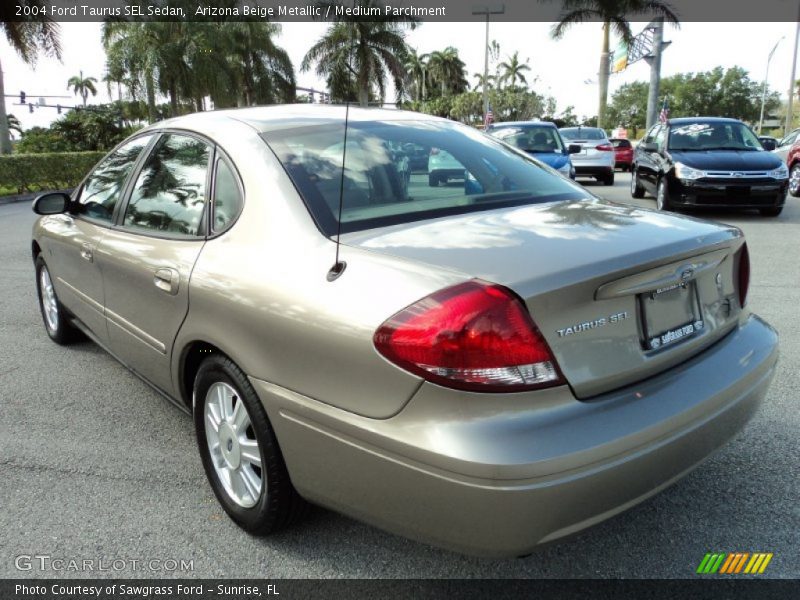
(153, 268, 180, 295)
(80, 242, 93, 262)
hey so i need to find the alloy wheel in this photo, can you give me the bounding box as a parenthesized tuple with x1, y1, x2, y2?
(39, 266, 59, 333)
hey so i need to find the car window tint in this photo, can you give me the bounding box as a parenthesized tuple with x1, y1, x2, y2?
(212, 158, 242, 233)
(492, 127, 564, 153)
(559, 128, 606, 141)
(264, 119, 591, 236)
(123, 134, 211, 237)
(653, 126, 665, 148)
(74, 135, 153, 222)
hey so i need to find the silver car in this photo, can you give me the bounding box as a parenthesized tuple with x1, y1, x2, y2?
(559, 126, 616, 185)
(31, 106, 777, 557)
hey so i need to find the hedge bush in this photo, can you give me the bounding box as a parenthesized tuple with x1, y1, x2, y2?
(0, 151, 105, 194)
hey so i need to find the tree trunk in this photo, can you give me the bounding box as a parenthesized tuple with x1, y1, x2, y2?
(169, 85, 178, 117)
(358, 85, 369, 107)
(145, 70, 157, 124)
(597, 21, 611, 130)
(0, 55, 12, 154)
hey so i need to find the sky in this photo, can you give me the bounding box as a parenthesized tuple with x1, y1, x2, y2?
(1, 21, 797, 132)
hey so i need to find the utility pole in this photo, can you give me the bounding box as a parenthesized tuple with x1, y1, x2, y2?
(645, 17, 665, 131)
(758, 37, 783, 134)
(472, 4, 505, 124)
(786, 17, 800, 136)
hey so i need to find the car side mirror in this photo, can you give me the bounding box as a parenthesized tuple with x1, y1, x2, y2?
(641, 142, 659, 153)
(568, 144, 582, 154)
(761, 140, 777, 151)
(32, 192, 71, 215)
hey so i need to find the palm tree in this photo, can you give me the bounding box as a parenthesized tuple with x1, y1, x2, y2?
(404, 48, 429, 102)
(6, 113, 21, 138)
(472, 72, 496, 92)
(498, 51, 531, 91)
(427, 47, 468, 97)
(303, 0, 415, 106)
(67, 71, 98, 106)
(550, 0, 679, 129)
(0, 2, 61, 153)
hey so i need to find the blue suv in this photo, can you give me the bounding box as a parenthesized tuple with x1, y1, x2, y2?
(486, 121, 577, 179)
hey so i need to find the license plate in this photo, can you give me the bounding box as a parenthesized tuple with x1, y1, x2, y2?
(640, 281, 703, 351)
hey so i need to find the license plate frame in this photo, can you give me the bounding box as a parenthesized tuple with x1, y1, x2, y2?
(640, 281, 704, 351)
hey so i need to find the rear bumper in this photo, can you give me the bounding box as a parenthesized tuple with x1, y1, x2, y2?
(252, 314, 778, 557)
(668, 176, 788, 209)
(574, 165, 614, 177)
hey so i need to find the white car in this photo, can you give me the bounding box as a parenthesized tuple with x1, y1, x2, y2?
(559, 126, 616, 185)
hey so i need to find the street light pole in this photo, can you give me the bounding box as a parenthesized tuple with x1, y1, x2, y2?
(472, 5, 505, 124)
(758, 37, 783, 134)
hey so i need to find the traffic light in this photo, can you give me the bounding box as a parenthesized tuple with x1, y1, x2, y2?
(20, 91, 25, 104)
(57, 104, 61, 114)
(28, 103, 33, 113)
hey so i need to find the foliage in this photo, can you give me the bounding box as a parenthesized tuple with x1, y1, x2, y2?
(302, 1, 415, 105)
(17, 104, 141, 154)
(606, 67, 781, 133)
(0, 151, 104, 193)
(497, 51, 532, 91)
(67, 72, 98, 106)
(549, 0, 680, 129)
(406, 89, 549, 125)
(426, 46, 469, 98)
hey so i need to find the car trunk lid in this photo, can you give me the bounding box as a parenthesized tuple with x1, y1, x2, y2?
(343, 199, 745, 398)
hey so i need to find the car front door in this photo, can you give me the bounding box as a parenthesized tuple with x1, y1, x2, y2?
(96, 132, 212, 395)
(636, 125, 662, 192)
(43, 134, 155, 342)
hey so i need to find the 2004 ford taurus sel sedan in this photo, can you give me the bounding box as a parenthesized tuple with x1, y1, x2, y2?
(31, 106, 778, 557)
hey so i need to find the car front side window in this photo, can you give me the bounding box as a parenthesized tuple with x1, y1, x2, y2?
(73, 134, 154, 223)
(123, 134, 212, 238)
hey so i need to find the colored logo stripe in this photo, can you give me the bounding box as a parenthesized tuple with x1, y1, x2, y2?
(697, 552, 773, 574)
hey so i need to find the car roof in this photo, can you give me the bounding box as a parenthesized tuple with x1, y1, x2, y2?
(489, 121, 557, 129)
(143, 105, 450, 135)
(667, 117, 744, 126)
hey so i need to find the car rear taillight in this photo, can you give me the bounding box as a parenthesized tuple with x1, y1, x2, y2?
(596, 143, 614, 151)
(737, 243, 750, 308)
(374, 280, 565, 392)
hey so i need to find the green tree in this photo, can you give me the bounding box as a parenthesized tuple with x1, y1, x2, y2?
(0, 1, 62, 153)
(498, 51, 532, 91)
(427, 46, 468, 97)
(404, 48, 429, 102)
(302, 1, 414, 106)
(549, 0, 679, 129)
(67, 71, 98, 106)
(6, 113, 21, 138)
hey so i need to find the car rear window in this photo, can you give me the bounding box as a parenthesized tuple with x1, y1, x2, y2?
(560, 128, 607, 141)
(611, 139, 631, 148)
(490, 126, 565, 153)
(262, 119, 590, 236)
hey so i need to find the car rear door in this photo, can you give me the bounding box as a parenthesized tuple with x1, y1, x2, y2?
(637, 125, 664, 192)
(96, 132, 212, 395)
(43, 134, 155, 342)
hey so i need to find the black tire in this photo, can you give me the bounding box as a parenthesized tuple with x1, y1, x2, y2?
(631, 167, 645, 198)
(428, 173, 439, 187)
(194, 354, 305, 535)
(34, 255, 78, 345)
(656, 177, 672, 211)
(789, 164, 800, 197)
(760, 206, 783, 217)
(603, 171, 615, 186)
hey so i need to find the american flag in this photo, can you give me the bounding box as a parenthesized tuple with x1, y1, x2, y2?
(659, 98, 669, 123)
(484, 105, 494, 128)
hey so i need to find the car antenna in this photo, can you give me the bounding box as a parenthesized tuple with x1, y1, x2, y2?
(327, 19, 356, 283)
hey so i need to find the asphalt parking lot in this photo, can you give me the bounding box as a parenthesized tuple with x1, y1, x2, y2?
(1, 172, 798, 579)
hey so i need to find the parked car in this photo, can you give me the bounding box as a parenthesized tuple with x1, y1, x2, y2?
(558, 126, 615, 185)
(771, 127, 800, 163)
(486, 121, 577, 179)
(631, 117, 788, 216)
(758, 136, 778, 151)
(783, 138, 800, 197)
(427, 147, 465, 186)
(610, 138, 634, 171)
(31, 105, 777, 557)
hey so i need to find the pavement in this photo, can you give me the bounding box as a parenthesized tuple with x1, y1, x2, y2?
(1, 173, 798, 578)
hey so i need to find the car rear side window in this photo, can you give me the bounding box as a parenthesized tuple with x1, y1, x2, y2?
(212, 158, 243, 234)
(73, 134, 153, 223)
(123, 134, 211, 238)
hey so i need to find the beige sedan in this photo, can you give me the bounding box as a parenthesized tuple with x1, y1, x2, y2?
(31, 106, 778, 556)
